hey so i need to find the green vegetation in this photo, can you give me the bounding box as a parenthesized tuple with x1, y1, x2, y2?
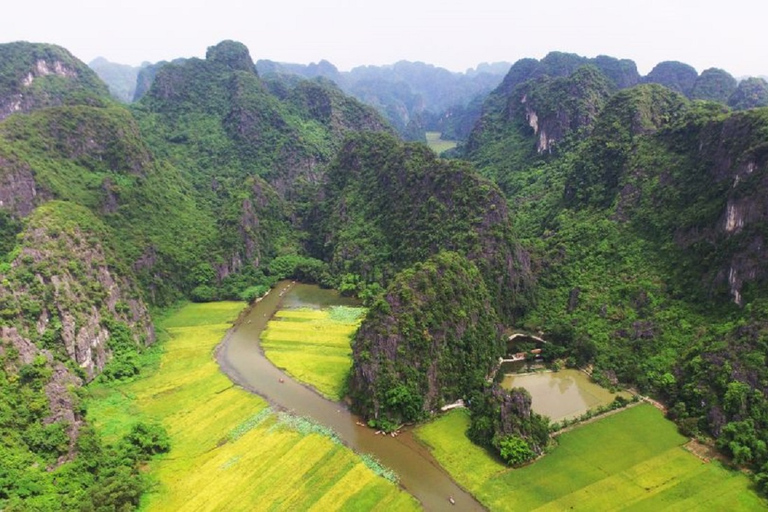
(690, 68, 738, 103)
(261, 306, 365, 400)
(417, 405, 766, 510)
(89, 57, 144, 103)
(349, 252, 503, 428)
(466, 57, 768, 494)
(85, 301, 416, 511)
(467, 385, 550, 465)
(8, 37, 768, 508)
(644, 61, 698, 96)
(257, 59, 509, 140)
(0, 41, 110, 116)
(0, 41, 398, 509)
(729, 77, 768, 110)
(315, 131, 533, 320)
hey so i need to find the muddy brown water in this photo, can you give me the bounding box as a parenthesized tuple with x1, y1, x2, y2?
(502, 369, 629, 422)
(216, 281, 484, 511)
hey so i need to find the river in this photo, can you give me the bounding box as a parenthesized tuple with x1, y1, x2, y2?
(216, 281, 484, 511)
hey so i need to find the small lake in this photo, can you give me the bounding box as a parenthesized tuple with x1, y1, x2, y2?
(502, 369, 629, 422)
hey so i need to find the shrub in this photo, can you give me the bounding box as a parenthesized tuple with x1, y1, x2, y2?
(496, 434, 537, 465)
(190, 285, 217, 302)
(121, 422, 170, 462)
(238, 284, 269, 303)
(268, 255, 329, 283)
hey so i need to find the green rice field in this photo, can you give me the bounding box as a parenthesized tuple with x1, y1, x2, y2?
(86, 302, 415, 511)
(416, 404, 766, 511)
(261, 306, 365, 400)
(425, 132, 458, 154)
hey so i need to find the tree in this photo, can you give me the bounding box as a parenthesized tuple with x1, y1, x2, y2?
(497, 435, 537, 465)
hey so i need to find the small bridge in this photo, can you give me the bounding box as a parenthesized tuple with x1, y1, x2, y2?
(499, 353, 527, 364)
(508, 333, 547, 344)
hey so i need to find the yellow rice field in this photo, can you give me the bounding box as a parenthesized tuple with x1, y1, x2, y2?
(86, 302, 416, 511)
(261, 307, 365, 400)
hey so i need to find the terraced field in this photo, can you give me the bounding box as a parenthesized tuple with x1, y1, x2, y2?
(261, 306, 365, 400)
(86, 302, 415, 511)
(416, 404, 766, 511)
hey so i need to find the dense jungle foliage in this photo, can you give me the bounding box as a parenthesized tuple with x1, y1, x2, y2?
(312, 131, 534, 320)
(348, 251, 503, 428)
(465, 57, 768, 491)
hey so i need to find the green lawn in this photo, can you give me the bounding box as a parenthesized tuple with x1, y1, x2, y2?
(261, 306, 365, 400)
(86, 302, 416, 511)
(416, 404, 766, 511)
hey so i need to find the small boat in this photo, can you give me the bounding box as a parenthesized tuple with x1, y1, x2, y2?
(449, 496, 455, 505)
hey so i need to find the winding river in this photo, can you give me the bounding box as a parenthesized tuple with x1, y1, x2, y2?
(216, 281, 484, 511)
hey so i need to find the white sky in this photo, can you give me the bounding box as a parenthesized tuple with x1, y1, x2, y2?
(3, 0, 768, 77)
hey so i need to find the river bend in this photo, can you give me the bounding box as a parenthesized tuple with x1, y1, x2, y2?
(216, 282, 484, 511)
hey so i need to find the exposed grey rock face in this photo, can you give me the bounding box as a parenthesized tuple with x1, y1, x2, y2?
(1, 218, 154, 380)
(0, 161, 42, 216)
(0, 42, 109, 121)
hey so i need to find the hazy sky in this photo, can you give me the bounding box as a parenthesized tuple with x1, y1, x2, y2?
(3, 0, 768, 77)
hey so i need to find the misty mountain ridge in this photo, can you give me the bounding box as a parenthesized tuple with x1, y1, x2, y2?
(91, 50, 768, 144)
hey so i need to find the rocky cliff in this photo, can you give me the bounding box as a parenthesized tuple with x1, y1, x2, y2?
(0, 201, 154, 469)
(349, 252, 503, 427)
(0, 42, 109, 120)
(1, 201, 154, 380)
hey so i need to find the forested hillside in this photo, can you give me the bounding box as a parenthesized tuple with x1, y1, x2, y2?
(0, 43, 172, 510)
(312, 132, 533, 320)
(255, 59, 510, 141)
(0, 40, 394, 509)
(349, 251, 503, 428)
(465, 56, 768, 491)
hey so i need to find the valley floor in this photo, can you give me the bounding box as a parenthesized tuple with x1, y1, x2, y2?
(84, 299, 768, 511)
(85, 301, 416, 511)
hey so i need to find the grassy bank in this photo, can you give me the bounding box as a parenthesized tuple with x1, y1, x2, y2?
(416, 404, 765, 510)
(86, 302, 416, 511)
(261, 306, 365, 400)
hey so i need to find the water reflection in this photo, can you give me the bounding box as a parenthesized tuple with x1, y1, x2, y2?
(502, 369, 625, 421)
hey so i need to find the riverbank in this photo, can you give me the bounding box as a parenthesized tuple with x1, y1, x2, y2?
(85, 300, 416, 511)
(216, 282, 485, 511)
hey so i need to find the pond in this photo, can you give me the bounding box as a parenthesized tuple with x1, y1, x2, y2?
(501, 369, 629, 422)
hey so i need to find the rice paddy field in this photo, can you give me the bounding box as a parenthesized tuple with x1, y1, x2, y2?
(416, 404, 766, 511)
(85, 301, 416, 512)
(261, 306, 365, 400)
(425, 132, 458, 154)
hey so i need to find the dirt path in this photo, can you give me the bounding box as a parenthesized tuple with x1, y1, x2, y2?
(550, 401, 642, 436)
